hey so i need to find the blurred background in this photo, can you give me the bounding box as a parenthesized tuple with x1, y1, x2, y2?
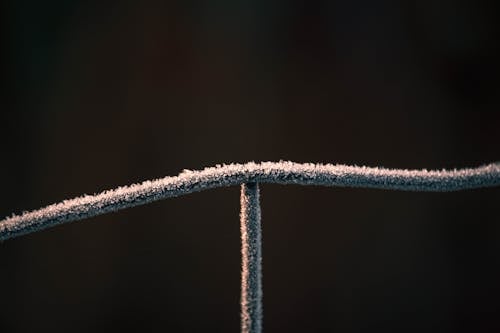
(1, 0, 499, 332)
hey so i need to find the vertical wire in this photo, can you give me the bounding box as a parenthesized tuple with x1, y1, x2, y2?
(240, 182, 263, 333)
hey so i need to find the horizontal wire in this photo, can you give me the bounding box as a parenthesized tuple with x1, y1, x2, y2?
(1, 161, 499, 241)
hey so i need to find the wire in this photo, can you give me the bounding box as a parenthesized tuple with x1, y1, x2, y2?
(1, 161, 499, 241)
(240, 183, 263, 333)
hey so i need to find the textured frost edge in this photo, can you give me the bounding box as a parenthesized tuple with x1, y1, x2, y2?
(1, 161, 499, 241)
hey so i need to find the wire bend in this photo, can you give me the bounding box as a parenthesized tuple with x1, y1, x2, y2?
(1, 161, 499, 241)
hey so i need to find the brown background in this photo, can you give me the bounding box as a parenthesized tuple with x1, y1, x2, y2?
(1, 0, 499, 332)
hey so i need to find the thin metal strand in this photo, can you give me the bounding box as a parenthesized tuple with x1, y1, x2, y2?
(1, 161, 499, 241)
(240, 183, 262, 333)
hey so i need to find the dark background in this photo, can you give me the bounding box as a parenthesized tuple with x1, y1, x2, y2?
(1, 1, 499, 332)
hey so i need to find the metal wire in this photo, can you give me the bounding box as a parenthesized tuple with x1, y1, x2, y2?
(1, 161, 499, 333)
(240, 183, 263, 333)
(2, 161, 499, 241)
